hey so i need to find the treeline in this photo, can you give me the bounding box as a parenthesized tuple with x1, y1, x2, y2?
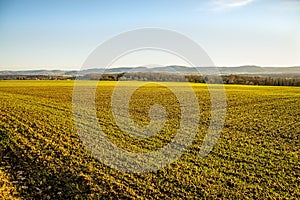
(121, 72, 300, 86)
(185, 74, 300, 86)
(84, 72, 300, 86)
(224, 75, 300, 86)
(1, 73, 300, 86)
(120, 73, 300, 86)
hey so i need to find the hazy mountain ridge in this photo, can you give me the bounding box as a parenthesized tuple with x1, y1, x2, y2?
(1, 65, 300, 77)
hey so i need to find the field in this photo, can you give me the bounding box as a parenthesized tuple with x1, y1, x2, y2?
(0, 80, 299, 199)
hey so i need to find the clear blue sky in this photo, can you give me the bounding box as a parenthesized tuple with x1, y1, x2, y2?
(0, 0, 299, 70)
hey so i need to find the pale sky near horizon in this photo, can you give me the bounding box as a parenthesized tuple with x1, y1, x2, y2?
(0, 0, 299, 70)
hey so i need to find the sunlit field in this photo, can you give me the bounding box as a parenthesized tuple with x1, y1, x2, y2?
(0, 80, 299, 199)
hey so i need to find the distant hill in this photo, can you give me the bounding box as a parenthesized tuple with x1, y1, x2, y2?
(0, 69, 66, 76)
(1, 66, 300, 78)
(217, 66, 300, 75)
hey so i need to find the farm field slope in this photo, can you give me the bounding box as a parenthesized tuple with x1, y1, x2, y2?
(0, 80, 299, 199)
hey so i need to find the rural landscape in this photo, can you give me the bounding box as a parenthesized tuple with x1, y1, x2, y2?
(1, 0, 299, 199)
(0, 73, 299, 198)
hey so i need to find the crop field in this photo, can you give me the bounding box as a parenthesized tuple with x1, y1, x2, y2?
(0, 80, 299, 199)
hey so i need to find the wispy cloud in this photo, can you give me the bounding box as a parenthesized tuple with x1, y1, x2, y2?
(211, 0, 256, 11)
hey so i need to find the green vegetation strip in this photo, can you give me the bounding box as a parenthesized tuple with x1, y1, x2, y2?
(0, 80, 299, 199)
